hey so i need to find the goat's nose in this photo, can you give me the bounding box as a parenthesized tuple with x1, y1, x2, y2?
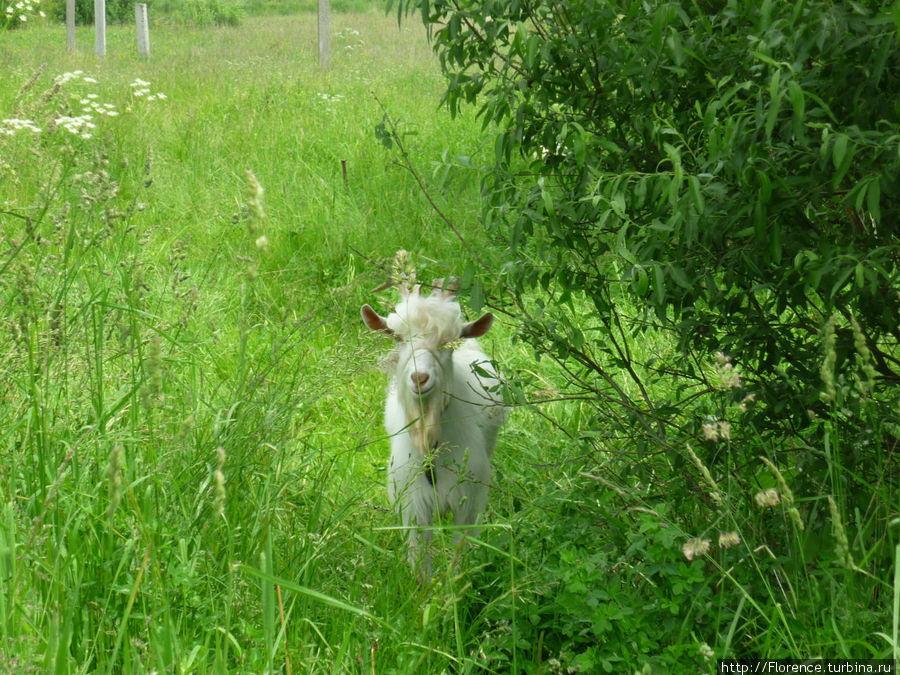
(411, 372, 430, 390)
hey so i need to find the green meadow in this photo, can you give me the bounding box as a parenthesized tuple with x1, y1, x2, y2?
(1, 6, 897, 674)
(0, 10, 567, 673)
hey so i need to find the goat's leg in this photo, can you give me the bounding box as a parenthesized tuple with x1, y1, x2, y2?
(406, 507, 434, 583)
(418, 530, 434, 584)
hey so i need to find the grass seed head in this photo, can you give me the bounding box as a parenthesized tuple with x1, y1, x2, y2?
(390, 249, 416, 290)
(850, 314, 877, 396)
(686, 443, 722, 504)
(15, 63, 45, 103)
(682, 537, 711, 561)
(827, 495, 854, 569)
(244, 169, 266, 234)
(819, 313, 837, 403)
(718, 531, 741, 548)
(754, 487, 780, 508)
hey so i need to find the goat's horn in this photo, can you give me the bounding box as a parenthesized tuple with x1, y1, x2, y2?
(370, 280, 395, 293)
(397, 275, 420, 296)
(433, 277, 459, 298)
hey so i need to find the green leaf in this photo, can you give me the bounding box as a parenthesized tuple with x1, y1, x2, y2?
(758, 170, 772, 204)
(652, 263, 665, 308)
(610, 192, 626, 218)
(853, 178, 869, 211)
(669, 265, 691, 290)
(832, 134, 848, 170)
(787, 80, 805, 139)
(541, 183, 554, 216)
(615, 225, 636, 264)
(765, 67, 782, 141)
(470, 278, 484, 313)
(525, 35, 540, 70)
(651, 6, 668, 50)
(374, 116, 393, 149)
(866, 176, 881, 223)
(831, 136, 856, 189)
(598, 138, 623, 155)
(688, 175, 704, 214)
(769, 220, 782, 264)
(666, 30, 685, 66)
(633, 265, 649, 296)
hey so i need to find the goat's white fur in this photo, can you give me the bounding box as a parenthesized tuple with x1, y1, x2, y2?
(362, 282, 506, 579)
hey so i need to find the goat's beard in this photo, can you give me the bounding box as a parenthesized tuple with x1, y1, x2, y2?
(406, 396, 443, 456)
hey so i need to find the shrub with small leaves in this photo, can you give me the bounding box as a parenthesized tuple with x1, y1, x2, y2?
(391, 0, 899, 662)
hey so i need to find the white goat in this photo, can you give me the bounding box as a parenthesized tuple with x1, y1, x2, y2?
(361, 278, 506, 579)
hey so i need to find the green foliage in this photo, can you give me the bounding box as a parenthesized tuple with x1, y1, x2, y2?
(390, 0, 900, 663)
(45, 0, 134, 24)
(40, 0, 382, 24)
(472, 486, 716, 672)
(2, 9, 898, 671)
(0, 16, 497, 670)
(42, 0, 245, 26)
(395, 0, 899, 436)
(243, 0, 383, 14)
(152, 0, 245, 27)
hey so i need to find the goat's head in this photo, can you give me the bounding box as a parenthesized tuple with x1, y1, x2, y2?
(361, 278, 494, 456)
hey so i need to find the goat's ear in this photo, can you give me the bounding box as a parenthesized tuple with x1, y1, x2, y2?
(461, 312, 494, 338)
(361, 305, 392, 334)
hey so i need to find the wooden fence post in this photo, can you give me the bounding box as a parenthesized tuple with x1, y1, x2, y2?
(94, 0, 106, 57)
(135, 3, 150, 59)
(65, 0, 75, 52)
(317, 0, 330, 69)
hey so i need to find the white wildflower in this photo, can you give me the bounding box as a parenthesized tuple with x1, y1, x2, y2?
(1, 118, 42, 135)
(56, 114, 96, 139)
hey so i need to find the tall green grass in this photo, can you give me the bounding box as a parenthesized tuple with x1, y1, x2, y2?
(0, 14, 513, 672)
(1, 11, 896, 674)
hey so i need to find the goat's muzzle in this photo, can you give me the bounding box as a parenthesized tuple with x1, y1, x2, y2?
(410, 371, 432, 394)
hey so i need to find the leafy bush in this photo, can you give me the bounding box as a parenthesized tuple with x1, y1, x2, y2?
(114, 0, 244, 26)
(153, 0, 245, 27)
(390, 0, 900, 663)
(45, 0, 134, 24)
(397, 0, 899, 436)
(392, 0, 900, 520)
(243, 0, 382, 14)
(43, 0, 245, 26)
